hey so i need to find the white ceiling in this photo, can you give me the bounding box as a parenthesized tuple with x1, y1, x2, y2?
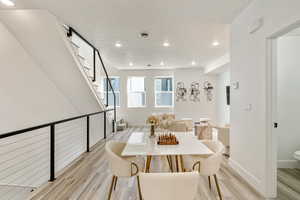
(2, 0, 251, 70)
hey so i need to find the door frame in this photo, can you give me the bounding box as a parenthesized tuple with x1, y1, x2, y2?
(266, 20, 300, 197)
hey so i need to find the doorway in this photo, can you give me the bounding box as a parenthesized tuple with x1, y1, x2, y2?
(267, 21, 300, 199)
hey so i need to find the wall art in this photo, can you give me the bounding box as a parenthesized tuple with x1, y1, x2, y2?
(175, 82, 187, 102)
(189, 81, 200, 102)
(203, 81, 214, 101)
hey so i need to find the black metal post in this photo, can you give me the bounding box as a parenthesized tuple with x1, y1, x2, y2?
(114, 95, 116, 133)
(87, 116, 90, 152)
(93, 49, 96, 82)
(104, 111, 107, 139)
(106, 79, 109, 107)
(50, 124, 55, 182)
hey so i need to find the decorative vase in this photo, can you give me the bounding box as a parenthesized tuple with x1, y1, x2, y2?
(150, 124, 155, 137)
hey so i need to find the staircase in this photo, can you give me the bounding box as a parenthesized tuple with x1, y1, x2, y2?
(0, 10, 116, 200)
(63, 25, 115, 123)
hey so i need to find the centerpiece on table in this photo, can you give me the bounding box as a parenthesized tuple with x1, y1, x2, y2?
(146, 115, 160, 138)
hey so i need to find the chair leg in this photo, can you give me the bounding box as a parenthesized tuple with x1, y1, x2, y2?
(136, 176, 143, 200)
(208, 176, 211, 190)
(108, 176, 116, 200)
(213, 174, 222, 200)
(175, 155, 179, 172)
(114, 176, 118, 191)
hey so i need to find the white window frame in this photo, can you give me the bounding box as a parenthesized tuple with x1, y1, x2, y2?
(127, 76, 147, 108)
(154, 76, 174, 108)
(102, 76, 120, 108)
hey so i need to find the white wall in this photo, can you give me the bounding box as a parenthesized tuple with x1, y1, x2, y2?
(0, 12, 108, 192)
(277, 36, 300, 168)
(107, 67, 217, 125)
(230, 0, 300, 197)
(216, 70, 230, 126)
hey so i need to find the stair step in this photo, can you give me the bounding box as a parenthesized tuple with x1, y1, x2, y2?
(77, 54, 85, 60)
(70, 41, 80, 49)
(83, 66, 91, 71)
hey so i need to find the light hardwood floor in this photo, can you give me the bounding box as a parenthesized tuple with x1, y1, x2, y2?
(29, 127, 264, 200)
(277, 168, 300, 200)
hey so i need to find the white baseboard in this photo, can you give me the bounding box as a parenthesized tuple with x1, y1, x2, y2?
(228, 158, 264, 196)
(277, 160, 300, 169)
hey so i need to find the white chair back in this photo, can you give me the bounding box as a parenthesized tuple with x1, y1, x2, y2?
(196, 140, 224, 176)
(105, 141, 132, 177)
(139, 172, 198, 200)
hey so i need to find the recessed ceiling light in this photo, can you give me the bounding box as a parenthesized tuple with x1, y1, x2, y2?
(163, 41, 170, 47)
(0, 0, 15, 6)
(191, 61, 196, 66)
(160, 61, 164, 66)
(115, 42, 122, 48)
(212, 41, 220, 46)
(129, 62, 133, 66)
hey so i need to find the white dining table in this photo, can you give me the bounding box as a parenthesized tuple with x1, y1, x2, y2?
(122, 131, 213, 172)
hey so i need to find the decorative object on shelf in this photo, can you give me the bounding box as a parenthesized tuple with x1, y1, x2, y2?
(175, 82, 187, 102)
(157, 133, 179, 145)
(203, 81, 214, 101)
(189, 81, 201, 102)
(146, 115, 160, 137)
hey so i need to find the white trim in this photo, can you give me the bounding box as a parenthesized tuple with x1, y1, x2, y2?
(277, 160, 300, 169)
(266, 20, 300, 198)
(228, 158, 264, 196)
(204, 53, 230, 74)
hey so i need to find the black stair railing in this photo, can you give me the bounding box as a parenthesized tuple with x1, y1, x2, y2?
(0, 26, 117, 183)
(0, 109, 114, 182)
(66, 27, 117, 127)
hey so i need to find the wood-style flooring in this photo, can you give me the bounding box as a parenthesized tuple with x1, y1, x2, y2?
(277, 168, 300, 200)
(29, 127, 264, 200)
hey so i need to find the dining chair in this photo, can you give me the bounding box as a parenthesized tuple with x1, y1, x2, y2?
(139, 172, 199, 200)
(105, 141, 142, 200)
(183, 140, 225, 200)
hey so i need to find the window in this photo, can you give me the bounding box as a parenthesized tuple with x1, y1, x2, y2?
(102, 77, 120, 107)
(127, 77, 146, 108)
(155, 77, 174, 107)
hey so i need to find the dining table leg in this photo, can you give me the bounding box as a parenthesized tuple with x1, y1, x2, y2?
(179, 155, 185, 172)
(175, 155, 179, 172)
(145, 155, 152, 173)
(166, 155, 173, 172)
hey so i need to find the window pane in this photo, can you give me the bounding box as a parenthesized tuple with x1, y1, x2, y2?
(128, 92, 145, 107)
(105, 92, 120, 107)
(156, 93, 173, 106)
(155, 78, 173, 91)
(128, 77, 145, 92)
(104, 78, 120, 92)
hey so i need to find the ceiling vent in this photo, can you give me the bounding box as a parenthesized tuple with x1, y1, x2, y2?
(139, 32, 150, 39)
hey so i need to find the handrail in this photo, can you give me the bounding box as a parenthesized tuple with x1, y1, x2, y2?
(67, 26, 116, 125)
(0, 109, 114, 139)
(0, 25, 118, 184)
(0, 108, 114, 182)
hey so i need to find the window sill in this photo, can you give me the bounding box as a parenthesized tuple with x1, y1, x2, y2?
(128, 106, 147, 108)
(155, 106, 174, 108)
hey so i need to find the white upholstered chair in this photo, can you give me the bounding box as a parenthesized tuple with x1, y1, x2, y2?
(139, 172, 199, 200)
(105, 141, 142, 200)
(183, 140, 225, 200)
